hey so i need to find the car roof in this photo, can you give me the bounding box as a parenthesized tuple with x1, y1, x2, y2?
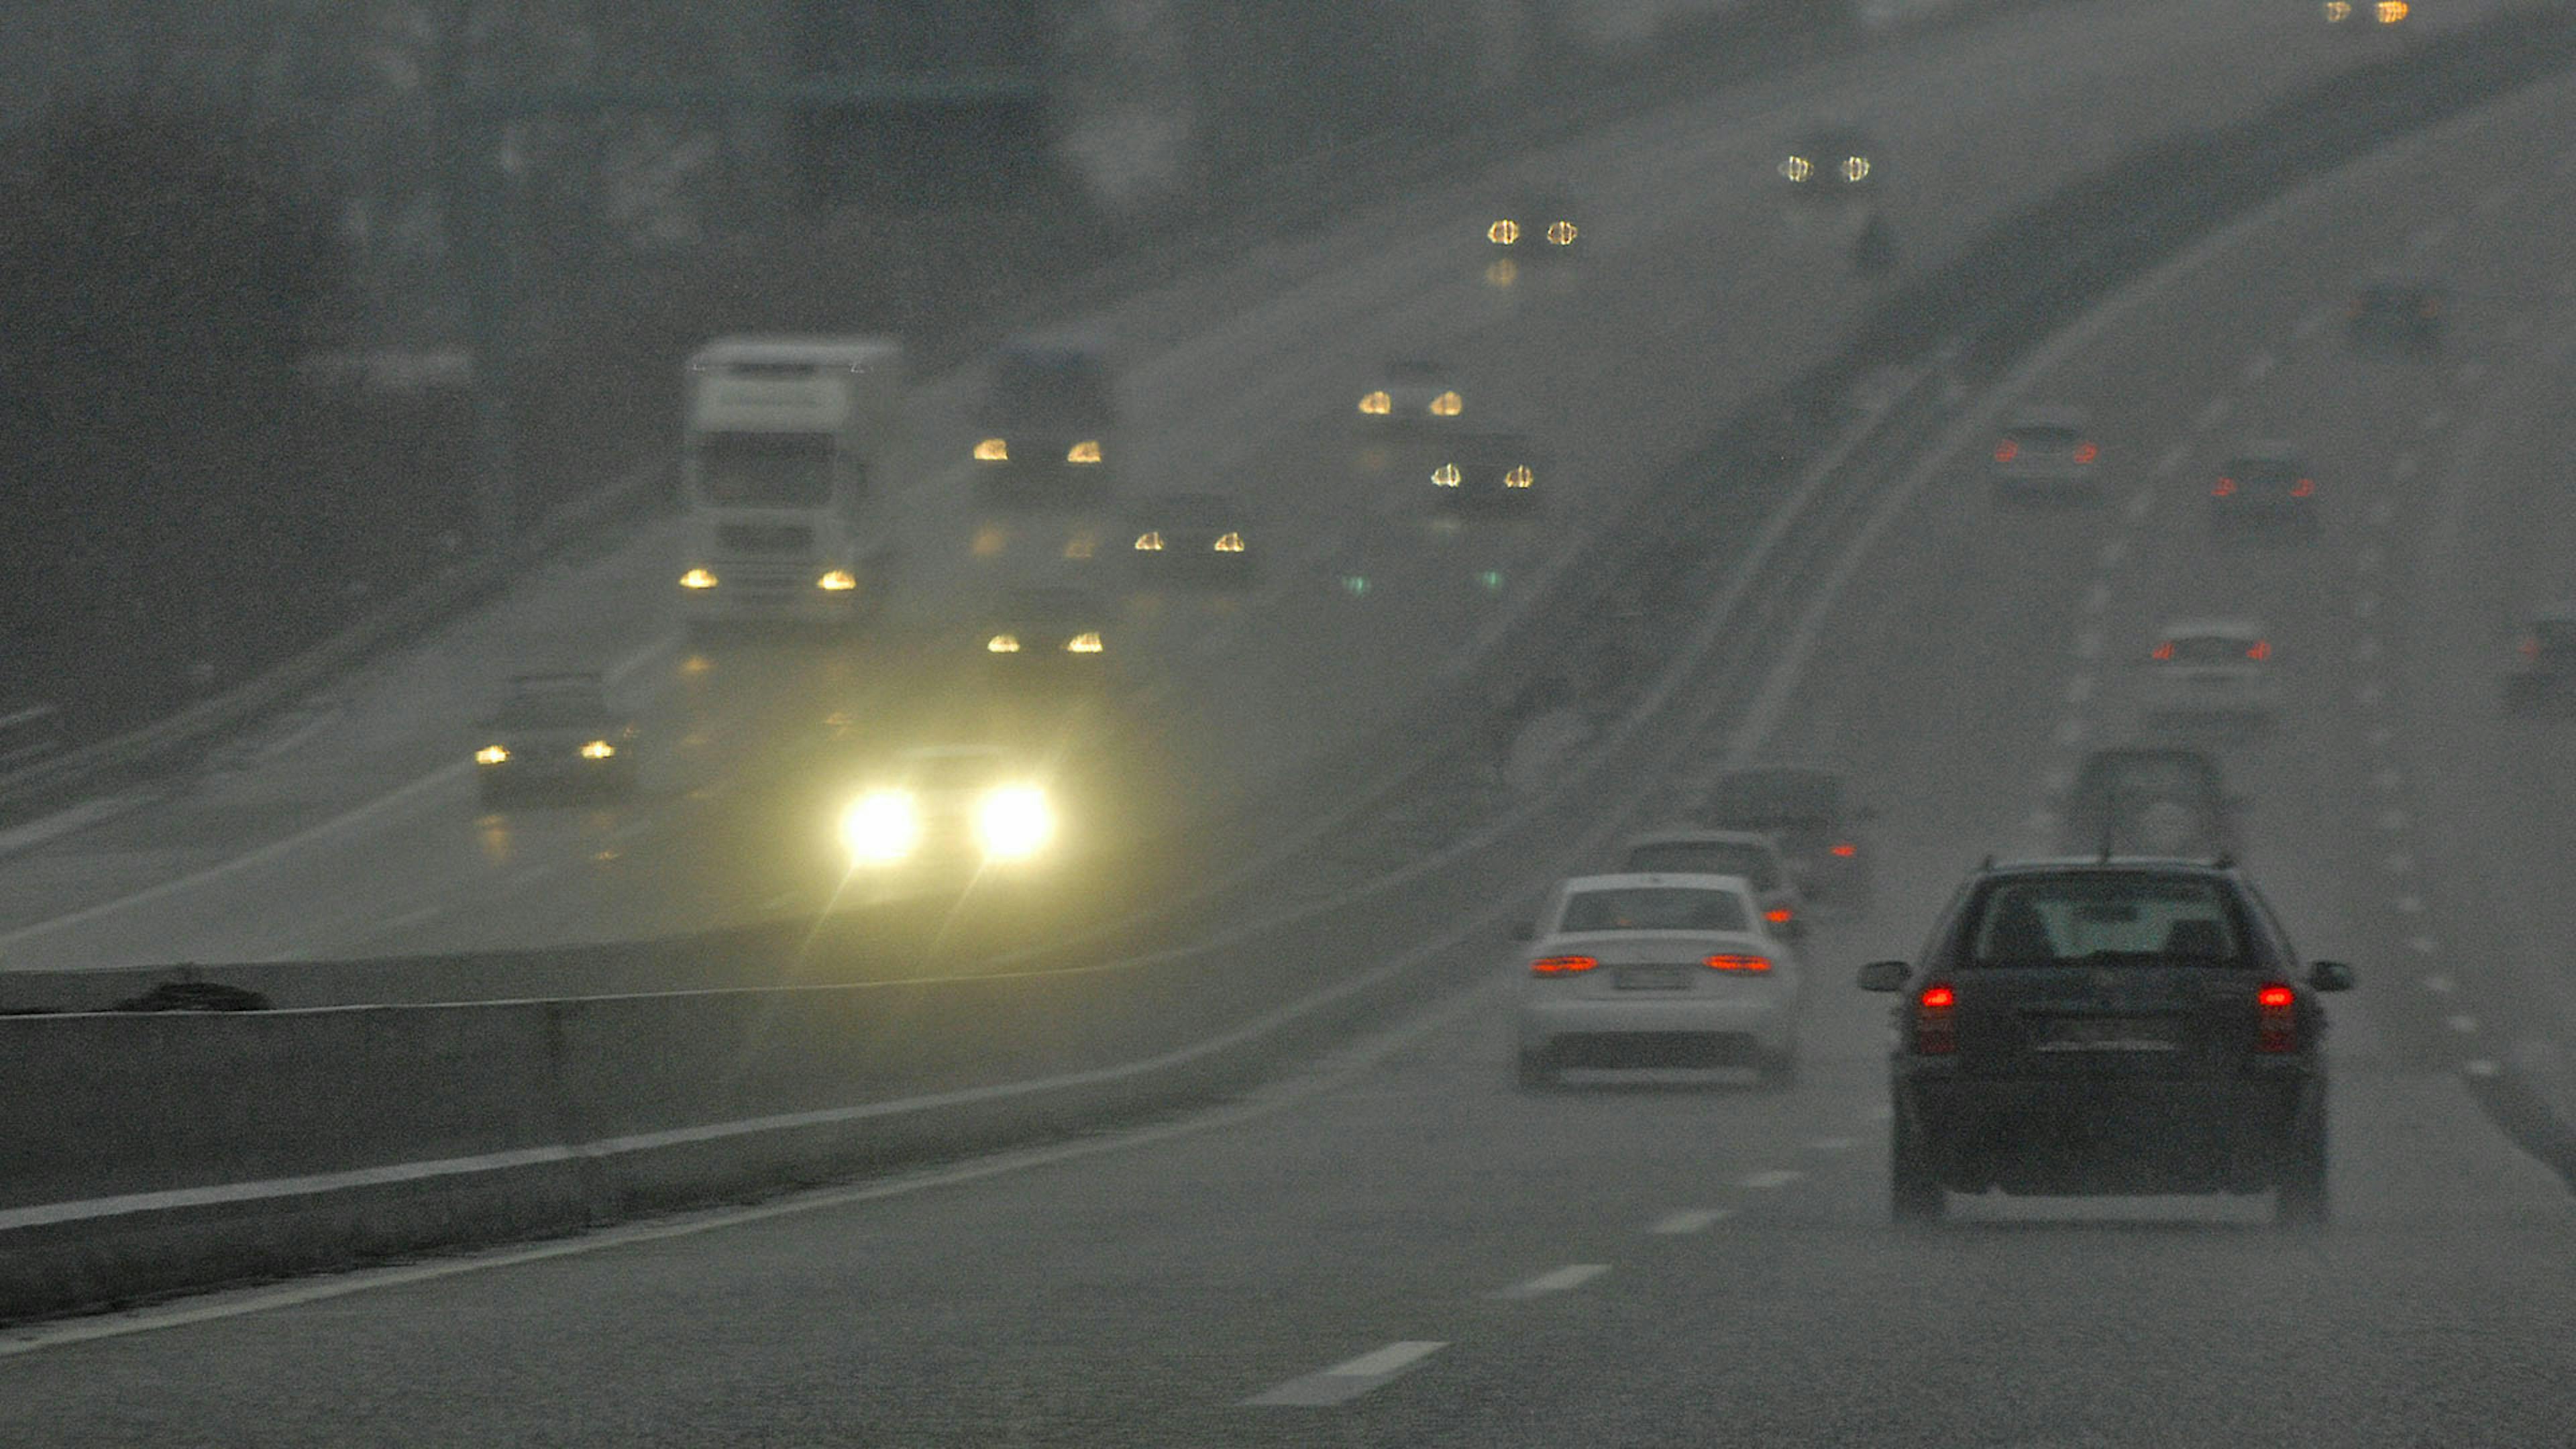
(2157, 619, 2263, 640)
(2076, 745, 2221, 771)
(2224, 441, 2302, 464)
(1976, 855, 2240, 877)
(1558, 871, 1757, 894)
(1619, 828, 1784, 853)
(2004, 405, 2090, 431)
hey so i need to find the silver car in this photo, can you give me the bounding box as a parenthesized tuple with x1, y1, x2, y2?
(1989, 405, 2104, 504)
(1512, 872, 1802, 1090)
(2139, 620, 2279, 735)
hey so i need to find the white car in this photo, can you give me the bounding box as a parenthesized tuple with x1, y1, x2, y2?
(1513, 872, 1802, 1089)
(1616, 828, 1809, 941)
(2140, 621, 2279, 735)
(1989, 405, 2104, 503)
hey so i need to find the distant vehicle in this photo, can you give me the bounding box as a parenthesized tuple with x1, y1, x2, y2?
(1617, 828, 1809, 941)
(1483, 187, 1580, 286)
(676, 335, 908, 632)
(2503, 604, 2576, 714)
(1354, 359, 1468, 435)
(1860, 857, 2352, 1226)
(1702, 765, 1874, 910)
(979, 586, 1115, 688)
(2142, 621, 2278, 735)
(1128, 492, 1255, 585)
(2322, 0, 2408, 25)
(973, 336, 1118, 504)
(2056, 747, 2244, 858)
(1424, 431, 1544, 513)
(836, 744, 1059, 878)
(2210, 443, 2320, 539)
(1989, 407, 2104, 503)
(2348, 276, 2446, 356)
(1780, 122, 1893, 270)
(474, 673, 637, 805)
(1513, 872, 1802, 1089)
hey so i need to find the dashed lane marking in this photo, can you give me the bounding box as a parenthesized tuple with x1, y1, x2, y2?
(2396, 894, 2424, 914)
(2240, 350, 2276, 384)
(1650, 1209, 1733, 1236)
(2153, 444, 2190, 479)
(2448, 1014, 2480, 1035)
(1244, 1342, 1449, 1407)
(2408, 935, 2437, 955)
(2097, 537, 2128, 569)
(1496, 1264, 1610, 1299)
(2424, 974, 2457, 994)
(1743, 1169, 1805, 1190)
(2074, 629, 2104, 661)
(2192, 396, 2234, 433)
(2065, 674, 2095, 706)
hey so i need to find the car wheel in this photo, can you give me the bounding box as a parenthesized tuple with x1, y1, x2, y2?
(2273, 1111, 2329, 1229)
(1890, 1109, 1945, 1224)
(1515, 1046, 1559, 1092)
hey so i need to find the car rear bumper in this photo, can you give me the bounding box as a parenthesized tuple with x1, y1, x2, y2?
(1897, 1074, 2316, 1194)
(1517, 992, 1792, 1059)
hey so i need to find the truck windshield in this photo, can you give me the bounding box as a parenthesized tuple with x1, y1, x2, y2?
(695, 432, 833, 506)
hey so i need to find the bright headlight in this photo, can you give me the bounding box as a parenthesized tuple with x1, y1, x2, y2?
(1428, 390, 1463, 417)
(987, 633, 1022, 653)
(974, 438, 1009, 462)
(1431, 463, 1461, 488)
(1488, 218, 1520, 246)
(579, 739, 616, 760)
(1358, 390, 1392, 416)
(1503, 465, 1534, 489)
(1841, 156, 1870, 183)
(841, 790, 921, 864)
(1212, 531, 1244, 553)
(476, 745, 511, 766)
(1067, 440, 1103, 464)
(1544, 219, 1576, 246)
(1065, 631, 1104, 654)
(1780, 155, 1813, 182)
(817, 569, 857, 592)
(1134, 531, 1165, 551)
(680, 568, 718, 590)
(976, 785, 1054, 861)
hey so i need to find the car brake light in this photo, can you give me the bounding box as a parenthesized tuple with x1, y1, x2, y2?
(1765, 907, 1794, 925)
(2073, 441, 2100, 464)
(1994, 439, 2019, 463)
(1831, 843, 1858, 857)
(2153, 641, 2176, 661)
(1916, 983, 1957, 1055)
(1531, 955, 1597, 975)
(2247, 640, 2271, 661)
(1706, 953, 1772, 973)
(2212, 476, 2237, 497)
(2522, 637, 2540, 659)
(2291, 477, 2314, 498)
(2256, 982, 2297, 1053)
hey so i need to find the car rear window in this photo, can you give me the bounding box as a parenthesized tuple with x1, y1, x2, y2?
(1623, 843, 1780, 890)
(1558, 887, 1748, 934)
(2003, 427, 2082, 451)
(1966, 873, 2247, 966)
(2157, 635, 2255, 665)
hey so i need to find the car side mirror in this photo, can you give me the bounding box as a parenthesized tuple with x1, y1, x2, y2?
(1858, 959, 1909, 992)
(2307, 960, 2355, 992)
(1510, 922, 1536, 943)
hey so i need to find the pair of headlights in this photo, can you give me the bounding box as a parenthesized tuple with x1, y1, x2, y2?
(841, 786, 1054, 865)
(677, 568, 855, 592)
(975, 439, 1104, 464)
(475, 740, 616, 766)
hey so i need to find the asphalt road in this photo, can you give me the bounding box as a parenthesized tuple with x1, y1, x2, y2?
(9, 40, 2576, 1446)
(0, 0, 2504, 983)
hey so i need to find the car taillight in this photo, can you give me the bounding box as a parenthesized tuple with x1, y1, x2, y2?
(1706, 953, 1772, 973)
(2291, 477, 2314, 498)
(2153, 640, 2176, 661)
(1530, 955, 1598, 975)
(1765, 907, 1794, 925)
(1994, 439, 2019, 463)
(2247, 640, 2271, 661)
(2522, 637, 2541, 659)
(2072, 441, 2100, 464)
(1831, 843, 1858, 858)
(1915, 983, 1957, 1055)
(2256, 982, 2298, 1053)
(2212, 476, 2237, 497)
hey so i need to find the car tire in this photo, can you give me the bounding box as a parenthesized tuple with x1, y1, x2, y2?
(1890, 1110, 1946, 1224)
(2273, 1111, 2330, 1229)
(1515, 1046, 1559, 1092)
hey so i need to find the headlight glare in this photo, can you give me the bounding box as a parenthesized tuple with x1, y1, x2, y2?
(841, 790, 921, 864)
(976, 786, 1054, 861)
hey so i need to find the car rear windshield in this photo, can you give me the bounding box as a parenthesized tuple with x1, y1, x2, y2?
(497, 694, 605, 728)
(1965, 873, 2248, 966)
(2221, 460, 2301, 488)
(1623, 843, 1780, 890)
(2160, 635, 2254, 665)
(2004, 427, 2082, 451)
(1558, 887, 1748, 934)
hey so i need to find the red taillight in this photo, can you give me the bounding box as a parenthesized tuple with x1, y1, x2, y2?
(1830, 842, 1858, 858)
(2153, 641, 2176, 661)
(1994, 439, 2020, 463)
(1531, 955, 1598, 975)
(1916, 983, 1957, 1055)
(1765, 907, 1794, 925)
(2212, 476, 2237, 497)
(2072, 441, 2100, 464)
(2522, 637, 2541, 659)
(1706, 953, 1772, 973)
(2291, 477, 2315, 498)
(2247, 640, 2271, 661)
(2256, 982, 2298, 1053)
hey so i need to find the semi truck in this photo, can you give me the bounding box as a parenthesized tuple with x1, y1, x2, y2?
(676, 335, 907, 631)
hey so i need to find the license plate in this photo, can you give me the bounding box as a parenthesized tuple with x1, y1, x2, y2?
(2035, 1016, 2176, 1052)
(1613, 966, 1690, 991)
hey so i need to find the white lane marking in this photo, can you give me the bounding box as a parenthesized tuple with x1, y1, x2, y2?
(2448, 1014, 2480, 1035)
(1245, 1341, 1448, 1407)
(2408, 935, 2437, 955)
(1497, 1263, 1610, 1299)
(2152, 445, 2189, 480)
(2354, 594, 2379, 619)
(2423, 974, 2457, 994)
(2356, 681, 2386, 706)
(2355, 637, 2383, 663)
(2074, 629, 2104, 661)
(1807, 1137, 1856, 1152)
(2391, 450, 2421, 482)
(1743, 1169, 1804, 1189)
(2240, 350, 2276, 384)
(2396, 894, 2424, 914)
(2420, 406, 2452, 433)
(603, 634, 681, 692)
(2084, 582, 2113, 614)
(383, 905, 442, 932)
(2065, 674, 2096, 706)
(0, 795, 142, 861)
(0, 762, 473, 959)
(2383, 853, 2413, 875)
(2097, 537, 2129, 569)
(2053, 718, 2086, 747)
(1651, 1208, 1733, 1235)
(2379, 808, 2409, 832)
(2465, 1059, 2502, 1078)
(2192, 396, 2234, 433)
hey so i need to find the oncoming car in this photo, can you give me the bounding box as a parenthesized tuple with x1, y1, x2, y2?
(1860, 858, 2353, 1226)
(1513, 873, 1802, 1089)
(979, 586, 1115, 689)
(1424, 431, 1543, 514)
(1354, 359, 1467, 435)
(1128, 492, 1254, 585)
(1617, 828, 1808, 941)
(837, 745, 1057, 878)
(2141, 621, 2277, 735)
(2322, 0, 2408, 25)
(472, 672, 637, 806)
(1483, 188, 1579, 285)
